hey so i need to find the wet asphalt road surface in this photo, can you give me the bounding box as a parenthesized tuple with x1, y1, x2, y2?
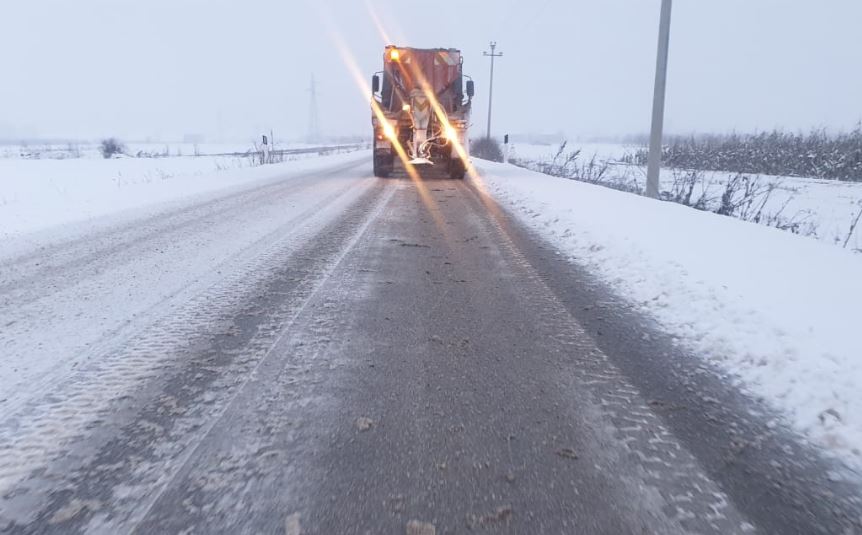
(1, 161, 861, 534)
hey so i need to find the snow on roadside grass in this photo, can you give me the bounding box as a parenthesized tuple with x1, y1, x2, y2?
(512, 142, 862, 251)
(0, 150, 368, 239)
(638, 168, 862, 251)
(478, 160, 862, 472)
(509, 142, 633, 164)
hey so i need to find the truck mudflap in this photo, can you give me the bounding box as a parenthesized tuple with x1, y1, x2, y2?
(373, 150, 394, 178)
(448, 157, 466, 179)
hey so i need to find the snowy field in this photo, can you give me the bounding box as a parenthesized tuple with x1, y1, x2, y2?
(508, 141, 633, 164)
(477, 160, 862, 474)
(0, 141, 345, 160)
(511, 142, 862, 251)
(0, 147, 366, 239)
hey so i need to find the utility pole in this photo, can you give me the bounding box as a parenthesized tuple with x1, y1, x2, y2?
(646, 0, 673, 199)
(483, 41, 503, 139)
(308, 74, 321, 144)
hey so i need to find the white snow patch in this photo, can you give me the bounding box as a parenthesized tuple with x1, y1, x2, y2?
(511, 142, 862, 251)
(0, 150, 365, 239)
(477, 160, 862, 472)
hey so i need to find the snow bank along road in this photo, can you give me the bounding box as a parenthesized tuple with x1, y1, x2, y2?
(0, 156, 860, 534)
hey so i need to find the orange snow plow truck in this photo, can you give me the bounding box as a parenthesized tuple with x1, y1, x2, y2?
(371, 45, 474, 179)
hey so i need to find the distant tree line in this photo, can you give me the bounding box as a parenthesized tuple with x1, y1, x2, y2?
(626, 127, 862, 181)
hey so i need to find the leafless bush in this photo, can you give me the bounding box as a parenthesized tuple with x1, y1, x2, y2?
(715, 174, 776, 220)
(530, 142, 579, 176)
(471, 137, 505, 162)
(844, 202, 862, 249)
(576, 153, 610, 184)
(512, 143, 638, 193)
(519, 144, 820, 239)
(541, 143, 614, 184)
(100, 138, 125, 159)
(760, 200, 818, 236)
(688, 172, 818, 237)
(664, 169, 713, 209)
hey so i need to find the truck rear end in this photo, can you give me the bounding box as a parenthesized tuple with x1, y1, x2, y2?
(371, 46, 474, 179)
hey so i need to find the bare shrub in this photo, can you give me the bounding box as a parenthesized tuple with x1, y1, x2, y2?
(575, 153, 610, 184)
(519, 143, 820, 239)
(471, 137, 504, 162)
(512, 142, 638, 193)
(665, 169, 712, 209)
(713, 174, 780, 221)
(699, 173, 817, 236)
(760, 200, 818, 236)
(100, 138, 125, 159)
(844, 202, 862, 248)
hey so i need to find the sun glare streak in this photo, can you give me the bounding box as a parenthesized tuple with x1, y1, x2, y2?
(406, 65, 481, 181)
(364, 0, 393, 45)
(322, 9, 464, 239)
(359, 7, 478, 182)
(327, 30, 421, 182)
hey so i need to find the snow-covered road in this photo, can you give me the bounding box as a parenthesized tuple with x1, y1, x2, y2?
(0, 155, 379, 495)
(1, 157, 860, 534)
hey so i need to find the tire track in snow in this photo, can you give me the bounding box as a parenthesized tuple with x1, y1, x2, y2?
(0, 172, 386, 527)
(459, 181, 754, 534)
(0, 162, 364, 414)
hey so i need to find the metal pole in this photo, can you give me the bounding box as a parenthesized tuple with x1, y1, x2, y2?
(484, 42, 503, 139)
(308, 74, 320, 144)
(487, 44, 495, 138)
(646, 0, 672, 199)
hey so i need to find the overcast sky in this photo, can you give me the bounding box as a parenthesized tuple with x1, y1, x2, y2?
(1, 0, 860, 142)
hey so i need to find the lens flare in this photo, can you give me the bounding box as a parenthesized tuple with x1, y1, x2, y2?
(444, 124, 457, 140)
(325, 7, 469, 241)
(360, 4, 478, 181)
(382, 121, 396, 140)
(364, 0, 394, 45)
(405, 64, 480, 181)
(328, 31, 421, 182)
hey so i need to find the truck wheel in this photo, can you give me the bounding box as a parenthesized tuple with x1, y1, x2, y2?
(448, 158, 466, 179)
